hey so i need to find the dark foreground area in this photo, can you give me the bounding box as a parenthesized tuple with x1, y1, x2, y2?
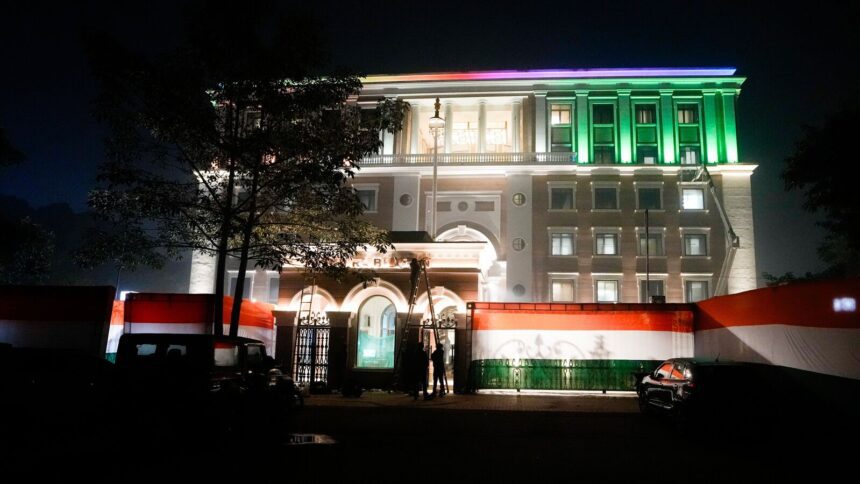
(2, 392, 857, 482)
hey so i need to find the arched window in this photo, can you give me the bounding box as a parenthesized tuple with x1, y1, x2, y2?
(356, 295, 396, 368)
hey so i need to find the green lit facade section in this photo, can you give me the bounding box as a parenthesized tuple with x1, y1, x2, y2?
(546, 75, 744, 164)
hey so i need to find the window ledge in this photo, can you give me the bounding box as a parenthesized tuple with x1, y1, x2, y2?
(680, 209, 709, 214)
(593, 254, 622, 258)
(591, 209, 621, 213)
(681, 255, 711, 259)
(635, 209, 665, 213)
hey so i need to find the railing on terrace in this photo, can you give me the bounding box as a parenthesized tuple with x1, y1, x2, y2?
(361, 152, 578, 166)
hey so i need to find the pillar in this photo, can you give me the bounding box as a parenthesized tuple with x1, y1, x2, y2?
(534, 91, 547, 153)
(660, 90, 675, 163)
(618, 90, 632, 163)
(575, 90, 589, 163)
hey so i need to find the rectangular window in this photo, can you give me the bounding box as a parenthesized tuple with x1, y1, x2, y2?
(594, 187, 618, 210)
(551, 279, 575, 302)
(684, 234, 708, 256)
(595, 234, 618, 255)
(677, 104, 701, 165)
(637, 187, 662, 210)
(593, 105, 614, 124)
(634, 104, 659, 164)
(680, 146, 700, 165)
(596, 280, 619, 303)
(636, 105, 656, 124)
(551, 233, 575, 256)
(229, 275, 252, 298)
(356, 189, 377, 212)
(550, 187, 575, 210)
(437, 201, 451, 212)
(686, 281, 709, 302)
(486, 104, 513, 153)
(267, 275, 280, 304)
(638, 233, 664, 256)
(640, 280, 665, 303)
(551, 104, 572, 125)
(637, 145, 658, 164)
(474, 201, 495, 212)
(550, 104, 573, 153)
(592, 104, 616, 164)
(677, 106, 699, 124)
(681, 188, 705, 210)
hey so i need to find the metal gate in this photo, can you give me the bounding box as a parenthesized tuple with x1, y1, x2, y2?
(293, 312, 330, 385)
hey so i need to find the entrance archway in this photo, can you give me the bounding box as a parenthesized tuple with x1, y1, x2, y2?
(356, 295, 396, 369)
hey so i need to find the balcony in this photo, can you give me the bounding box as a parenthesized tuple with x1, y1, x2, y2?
(361, 152, 578, 167)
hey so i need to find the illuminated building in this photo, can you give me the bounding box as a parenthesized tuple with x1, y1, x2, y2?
(188, 68, 757, 389)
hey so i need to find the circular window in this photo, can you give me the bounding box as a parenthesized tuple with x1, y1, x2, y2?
(512, 284, 526, 296)
(512, 193, 526, 206)
(399, 194, 413, 206)
(512, 238, 526, 251)
(457, 201, 468, 212)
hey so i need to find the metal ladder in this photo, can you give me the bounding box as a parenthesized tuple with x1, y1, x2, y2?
(392, 258, 448, 395)
(681, 164, 740, 296)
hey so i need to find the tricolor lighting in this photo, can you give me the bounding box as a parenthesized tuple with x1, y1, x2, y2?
(363, 68, 737, 83)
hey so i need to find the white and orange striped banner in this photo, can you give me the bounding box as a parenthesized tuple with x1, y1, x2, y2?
(470, 303, 695, 362)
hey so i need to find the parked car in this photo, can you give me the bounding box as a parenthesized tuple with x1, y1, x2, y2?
(115, 333, 302, 412)
(637, 358, 778, 432)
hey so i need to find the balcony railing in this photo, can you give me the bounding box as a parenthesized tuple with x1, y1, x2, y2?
(361, 152, 578, 166)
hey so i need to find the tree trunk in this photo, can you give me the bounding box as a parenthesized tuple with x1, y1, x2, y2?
(212, 105, 239, 336)
(229, 169, 259, 337)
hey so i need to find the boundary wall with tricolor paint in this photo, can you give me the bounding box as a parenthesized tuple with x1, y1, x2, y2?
(467, 302, 695, 391)
(109, 293, 276, 359)
(694, 279, 860, 380)
(0, 285, 115, 357)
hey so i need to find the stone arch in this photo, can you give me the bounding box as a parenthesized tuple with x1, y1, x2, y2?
(414, 287, 468, 315)
(435, 221, 501, 257)
(341, 279, 409, 313)
(286, 286, 338, 312)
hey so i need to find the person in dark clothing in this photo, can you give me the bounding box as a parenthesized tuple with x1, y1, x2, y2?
(403, 343, 421, 400)
(431, 345, 445, 396)
(418, 344, 430, 399)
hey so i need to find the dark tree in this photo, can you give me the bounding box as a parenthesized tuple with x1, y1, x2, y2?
(784, 106, 860, 276)
(82, 2, 406, 335)
(0, 124, 54, 284)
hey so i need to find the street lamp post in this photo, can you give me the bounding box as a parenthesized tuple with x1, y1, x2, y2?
(429, 98, 445, 239)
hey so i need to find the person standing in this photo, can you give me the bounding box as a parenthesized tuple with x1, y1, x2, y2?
(419, 344, 430, 399)
(431, 345, 445, 397)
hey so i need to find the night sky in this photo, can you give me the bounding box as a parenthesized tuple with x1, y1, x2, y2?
(1, 0, 857, 280)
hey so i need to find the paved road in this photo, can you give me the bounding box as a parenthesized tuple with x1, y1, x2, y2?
(279, 391, 853, 482)
(5, 391, 854, 482)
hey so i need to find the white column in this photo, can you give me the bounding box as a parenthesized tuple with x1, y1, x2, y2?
(189, 251, 217, 294)
(444, 102, 453, 154)
(410, 104, 421, 154)
(534, 91, 547, 153)
(478, 100, 487, 153)
(511, 100, 522, 152)
(722, 171, 758, 293)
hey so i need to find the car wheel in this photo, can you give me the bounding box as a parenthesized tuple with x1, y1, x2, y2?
(638, 393, 652, 415)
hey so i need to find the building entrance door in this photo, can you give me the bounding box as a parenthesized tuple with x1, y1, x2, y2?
(293, 312, 330, 386)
